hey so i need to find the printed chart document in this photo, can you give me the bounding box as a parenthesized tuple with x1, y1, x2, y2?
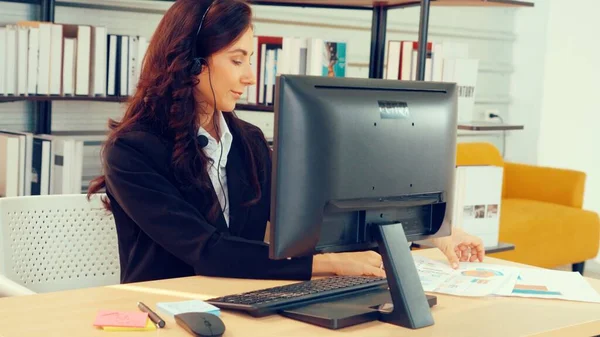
(509, 267, 600, 303)
(413, 256, 600, 303)
(413, 255, 520, 297)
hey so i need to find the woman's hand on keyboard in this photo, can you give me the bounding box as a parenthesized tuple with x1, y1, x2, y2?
(312, 251, 386, 277)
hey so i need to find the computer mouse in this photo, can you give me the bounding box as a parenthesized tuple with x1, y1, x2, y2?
(175, 312, 226, 337)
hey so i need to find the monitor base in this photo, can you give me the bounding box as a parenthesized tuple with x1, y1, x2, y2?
(280, 285, 437, 330)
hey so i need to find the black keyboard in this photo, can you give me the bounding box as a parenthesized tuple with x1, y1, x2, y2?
(206, 276, 387, 317)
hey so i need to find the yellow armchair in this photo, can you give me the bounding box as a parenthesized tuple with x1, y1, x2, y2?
(456, 142, 600, 273)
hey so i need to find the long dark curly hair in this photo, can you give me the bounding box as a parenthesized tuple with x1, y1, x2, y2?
(87, 0, 265, 222)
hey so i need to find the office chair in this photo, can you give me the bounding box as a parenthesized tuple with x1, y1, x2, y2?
(0, 194, 120, 297)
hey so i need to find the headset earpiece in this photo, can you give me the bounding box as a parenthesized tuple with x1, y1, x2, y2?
(191, 57, 208, 75)
(191, 58, 203, 75)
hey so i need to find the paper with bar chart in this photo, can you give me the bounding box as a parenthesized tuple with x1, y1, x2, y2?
(509, 267, 600, 303)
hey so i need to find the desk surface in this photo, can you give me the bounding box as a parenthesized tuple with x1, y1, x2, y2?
(1, 249, 599, 337)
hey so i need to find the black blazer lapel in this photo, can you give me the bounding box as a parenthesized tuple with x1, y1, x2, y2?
(226, 139, 250, 236)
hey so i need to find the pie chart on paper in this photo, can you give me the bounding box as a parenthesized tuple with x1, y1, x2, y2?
(461, 269, 504, 278)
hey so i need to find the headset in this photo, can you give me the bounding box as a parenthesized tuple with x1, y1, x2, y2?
(190, 0, 214, 76)
(192, 0, 228, 224)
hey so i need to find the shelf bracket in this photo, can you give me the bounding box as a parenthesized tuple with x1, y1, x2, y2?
(33, 0, 55, 135)
(369, 5, 388, 79)
(41, 0, 55, 21)
(416, 0, 431, 81)
(34, 102, 52, 134)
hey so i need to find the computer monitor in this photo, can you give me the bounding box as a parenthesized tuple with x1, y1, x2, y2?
(269, 75, 458, 329)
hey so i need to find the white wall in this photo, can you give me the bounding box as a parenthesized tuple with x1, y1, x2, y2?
(534, 0, 600, 262)
(506, 0, 549, 165)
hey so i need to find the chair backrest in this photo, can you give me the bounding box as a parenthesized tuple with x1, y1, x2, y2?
(0, 194, 120, 293)
(456, 142, 508, 197)
(456, 142, 504, 167)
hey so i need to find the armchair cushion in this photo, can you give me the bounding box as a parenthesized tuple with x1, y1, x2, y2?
(492, 198, 600, 268)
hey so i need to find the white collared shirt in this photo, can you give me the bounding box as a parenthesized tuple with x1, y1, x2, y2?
(198, 112, 233, 226)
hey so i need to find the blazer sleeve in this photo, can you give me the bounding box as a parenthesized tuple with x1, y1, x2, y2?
(103, 131, 313, 281)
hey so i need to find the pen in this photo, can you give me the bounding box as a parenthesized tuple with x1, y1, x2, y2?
(138, 301, 166, 328)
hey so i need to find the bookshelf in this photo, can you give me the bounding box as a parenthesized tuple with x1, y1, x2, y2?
(0, 0, 534, 134)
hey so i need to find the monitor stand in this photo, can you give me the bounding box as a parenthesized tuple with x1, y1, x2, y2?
(280, 222, 436, 330)
(372, 221, 436, 328)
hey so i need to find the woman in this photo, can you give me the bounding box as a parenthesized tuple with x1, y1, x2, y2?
(88, 0, 484, 284)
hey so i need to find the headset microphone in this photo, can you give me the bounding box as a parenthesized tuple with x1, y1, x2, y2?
(197, 135, 209, 148)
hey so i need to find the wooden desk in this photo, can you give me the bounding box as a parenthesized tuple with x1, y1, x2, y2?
(1, 249, 599, 337)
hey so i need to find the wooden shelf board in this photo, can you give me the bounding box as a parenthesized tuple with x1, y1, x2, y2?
(250, 0, 533, 9)
(433, 0, 533, 7)
(0, 95, 128, 103)
(458, 122, 524, 131)
(55, 0, 533, 13)
(0, 96, 277, 113)
(1, 98, 527, 134)
(3, 0, 40, 4)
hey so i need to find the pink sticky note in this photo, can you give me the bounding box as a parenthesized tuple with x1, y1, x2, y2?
(93, 310, 148, 328)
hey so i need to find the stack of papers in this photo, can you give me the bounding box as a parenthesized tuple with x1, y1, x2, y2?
(92, 310, 156, 331)
(413, 256, 600, 303)
(156, 300, 220, 318)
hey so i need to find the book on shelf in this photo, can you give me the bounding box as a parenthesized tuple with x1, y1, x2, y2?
(385, 40, 436, 81)
(0, 25, 349, 112)
(0, 130, 33, 197)
(0, 134, 21, 197)
(4, 25, 18, 96)
(247, 35, 348, 107)
(91, 26, 108, 96)
(0, 27, 5, 96)
(15, 21, 51, 95)
(0, 129, 107, 198)
(0, 22, 148, 99)
(385, 40, 479, 122)
(63, 38, 76, 96)
(119, 35, 130, 97)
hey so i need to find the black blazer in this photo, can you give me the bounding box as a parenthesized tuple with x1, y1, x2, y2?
(103, 118, 313, 284)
